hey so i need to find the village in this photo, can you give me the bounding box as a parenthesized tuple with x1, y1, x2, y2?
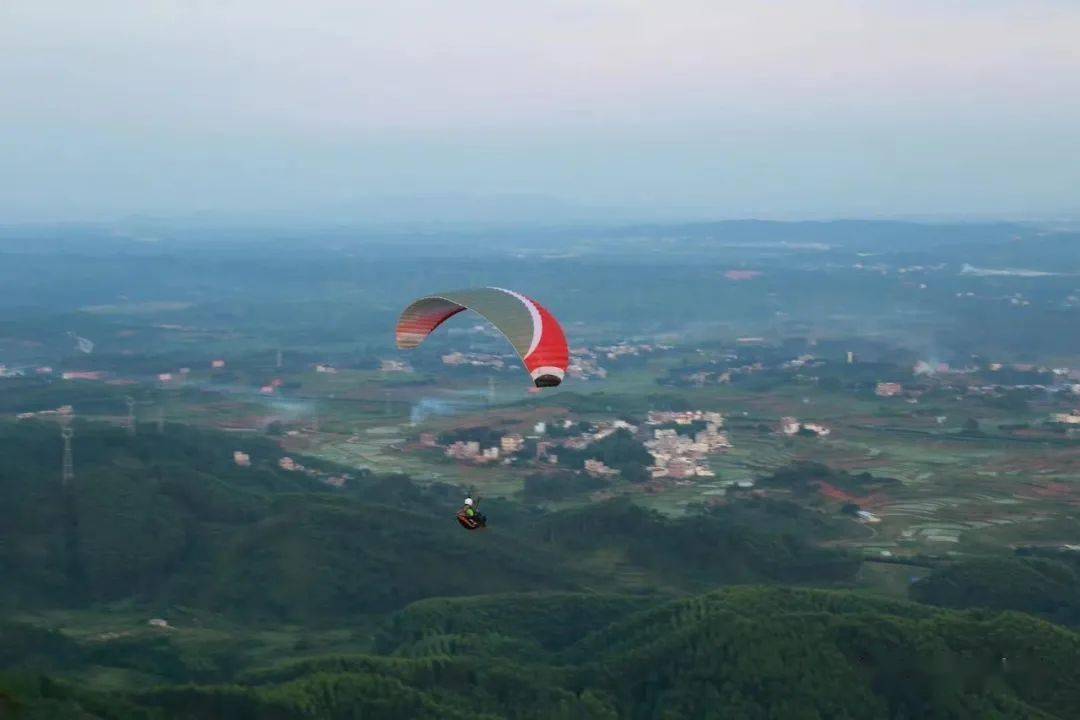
(410, 408, 735, 484)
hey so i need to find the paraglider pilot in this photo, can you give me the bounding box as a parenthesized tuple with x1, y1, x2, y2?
(457, 496, 486, 530)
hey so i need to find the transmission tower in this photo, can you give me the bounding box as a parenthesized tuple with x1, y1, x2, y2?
(487, 376, 496, 405)
(126, 396, 137, 436)
(276, 348, 283, 369)
(61, 425, 74, 485)
(156, 403, 165, 434)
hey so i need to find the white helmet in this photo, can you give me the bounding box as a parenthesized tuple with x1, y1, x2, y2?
(464, 497, 474, 506)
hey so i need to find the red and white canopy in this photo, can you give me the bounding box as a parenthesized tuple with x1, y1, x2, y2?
(396, 287, 569, 387)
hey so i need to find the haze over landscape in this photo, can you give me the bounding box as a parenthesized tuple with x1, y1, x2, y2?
(3, 0, 1080, 222)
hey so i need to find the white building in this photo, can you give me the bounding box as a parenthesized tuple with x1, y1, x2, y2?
(876, 382, 903, 397)
(500, 434, 525, 453)
(780, 417, 801, 435)
(446, 441, 481, 459)
(584, 458, 620, 477)
(802, 423, 832, 437)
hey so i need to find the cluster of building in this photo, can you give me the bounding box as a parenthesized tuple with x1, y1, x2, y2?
(593, 342, 672, 360)
(442, 440, 481, 460)
(442, 432, 527, 464)
(988, 362, 1080, 379)
(3, 361, 239, 384)
(645, 413, 731, 480)
(64, 360, 227, 388)
(566, 351, 608, 381)
(782, 354, 819, 370)
(779, 417, 831, 437)
(875, 382, 903, 397)
(552, 419, 637, 453)
(646, 410, 724, 426)
(584, 458, 620, 477)
(379, 359, 413, 373)
(724, 270, 761, 281)
(1049, 411, 1080, 426)
(16, 405, 73, 420)
(445, 441, 497, 463)
(674, 370, 732, 387)
(61, 371, 105, 381)
(425, 410, 737, 482)
(665, 358, 766, 387)
(932, 362, 1080, 400)
(565, 342, 675, 382)
(233, 451, 348, 487)
(260, 378, 284, 395)
(441, 352, 506, 369)
(278, 455, 347, 487)
(156, 368, 191, 384)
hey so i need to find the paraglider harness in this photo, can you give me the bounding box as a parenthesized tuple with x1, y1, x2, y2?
(456, 497, 487, 531)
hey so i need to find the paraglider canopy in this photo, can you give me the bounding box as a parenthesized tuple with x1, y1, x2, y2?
(396, 287, 569, 388)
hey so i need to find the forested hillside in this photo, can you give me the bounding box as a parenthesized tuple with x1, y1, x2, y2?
(0, 421, 859, 620)
(4, 588, 1080, 719)
(4, 420, 1080, 718)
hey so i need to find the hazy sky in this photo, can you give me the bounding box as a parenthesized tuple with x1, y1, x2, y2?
(2, 1, 1078, 222)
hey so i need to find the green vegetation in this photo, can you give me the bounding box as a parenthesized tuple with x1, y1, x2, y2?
(0, 422, 862, 621)
(522, 472, 609, 502)
(8, 221, 1080, 715)
(437, 425, 505, 448)
(535, 498, 859, 587)
(760, 462, 901, 499)
(4, 587, 1080, 719)
(0, 422, 568, 619)
(557, 429, 653, 482)
(911, 556, 1080, 627)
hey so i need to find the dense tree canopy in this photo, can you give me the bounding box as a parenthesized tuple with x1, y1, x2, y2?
(4, 421, 1080, 718)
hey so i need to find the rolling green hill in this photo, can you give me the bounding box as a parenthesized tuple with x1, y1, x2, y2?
(4, 587, 1080, 719)
(0, 421, 860, 621)
(5, 420, 1080, 718)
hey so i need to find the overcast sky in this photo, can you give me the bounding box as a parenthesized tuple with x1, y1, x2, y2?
(2, 0, 1078, 223)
